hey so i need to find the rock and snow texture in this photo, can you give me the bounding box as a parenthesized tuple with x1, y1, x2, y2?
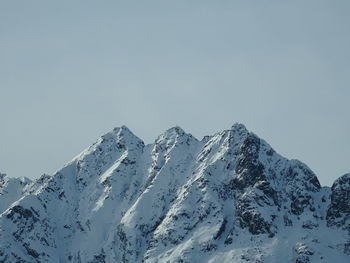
(0, 124, 349, 263)
(0, 173, 32, 214)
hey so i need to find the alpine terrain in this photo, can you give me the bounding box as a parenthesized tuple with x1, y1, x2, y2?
(0, 124, 349, 263)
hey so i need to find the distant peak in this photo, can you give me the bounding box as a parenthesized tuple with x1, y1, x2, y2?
(164, 126, 186, 136)
(104, 125, 134, 138)
(231, 123, 248, 132)
(112, 125, 132, 134)
(18, 176, 32, 184)
(228, 123, 249, 140)
(0, 174, 32, 185)
(155, 126, 196, 144)
(100, 125, 143, 146)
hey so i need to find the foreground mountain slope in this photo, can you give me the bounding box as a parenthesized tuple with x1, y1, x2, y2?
(0, 124, 349, 262)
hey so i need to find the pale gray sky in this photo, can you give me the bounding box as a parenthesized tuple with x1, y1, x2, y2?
(0, 1, 349, 186)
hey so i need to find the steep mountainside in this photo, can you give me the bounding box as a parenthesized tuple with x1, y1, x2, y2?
(0, 124, 349, 263)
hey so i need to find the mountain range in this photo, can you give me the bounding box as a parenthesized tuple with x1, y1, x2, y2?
(0, 124, 349, 262)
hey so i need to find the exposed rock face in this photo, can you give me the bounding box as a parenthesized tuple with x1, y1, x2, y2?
(0, 124, 348, 262)
(327, 173, 350, 231)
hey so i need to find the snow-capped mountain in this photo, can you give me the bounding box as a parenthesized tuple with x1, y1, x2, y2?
(0, 124, 349, 263)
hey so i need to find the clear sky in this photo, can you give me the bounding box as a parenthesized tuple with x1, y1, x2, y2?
(0, 1, 349, 186)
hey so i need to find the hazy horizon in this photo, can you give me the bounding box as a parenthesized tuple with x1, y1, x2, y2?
(1, 1, 349, 186)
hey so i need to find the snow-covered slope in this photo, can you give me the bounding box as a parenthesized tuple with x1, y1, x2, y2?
(0, 124, 349, 263)
(0, 173, 32, 214)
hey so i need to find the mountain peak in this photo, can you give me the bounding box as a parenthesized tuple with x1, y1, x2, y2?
(110, 125, 134, 136)
(231, 122, 247, 130)
(163, 125, 186, 137)
(1, 124, 349, 262)
(101, 125, 142, 144)
(156, 126, 190, 141)
(231, 122, 249, 136)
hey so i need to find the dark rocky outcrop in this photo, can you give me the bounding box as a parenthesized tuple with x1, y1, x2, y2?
(327, 173, 350, 230)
